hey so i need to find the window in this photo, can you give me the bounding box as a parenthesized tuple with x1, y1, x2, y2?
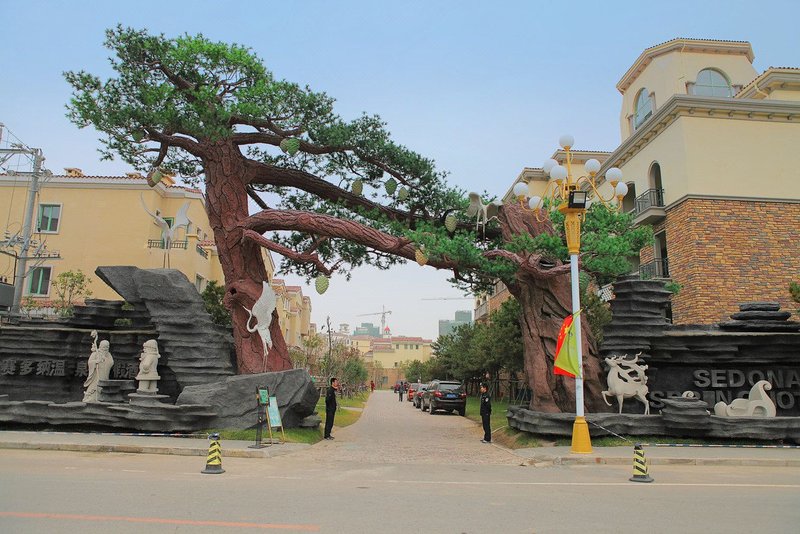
(633, 89, 653, 130)
(37, 204, 61, 233)
(28, 266, 51, 296)
(691, 69, 733, 97)
(162, 217, 174, 228)
(195, 274, 205, 292)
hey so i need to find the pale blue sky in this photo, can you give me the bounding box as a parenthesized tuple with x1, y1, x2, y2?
(1, 1, 797, 338)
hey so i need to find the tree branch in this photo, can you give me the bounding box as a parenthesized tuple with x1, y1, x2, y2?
(146, 128, 204, 156)
(246, 185, 270, 209)
(245, 209, 458, 269)
(483, 250, 571, 279)
(242, 229, 338, 276)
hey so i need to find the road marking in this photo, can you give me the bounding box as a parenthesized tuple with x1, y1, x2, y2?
(0, 512, 320, 531)
(121, 469, 145, 473)
(255, 475, 799, 489)
(381, 480, 800, 489)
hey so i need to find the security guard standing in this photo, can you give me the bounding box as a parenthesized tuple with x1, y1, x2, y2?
(480, 383, 492, 443)
(324, 377, 338, 440)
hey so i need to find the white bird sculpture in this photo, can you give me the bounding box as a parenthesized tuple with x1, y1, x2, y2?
(466, 192, 502, 235)
(243, 281, 278, 372)
(140, 194, 191, 268)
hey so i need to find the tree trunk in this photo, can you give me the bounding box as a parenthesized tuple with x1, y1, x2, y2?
(499, 203, 607, 413)
(203, 142, 291, 374)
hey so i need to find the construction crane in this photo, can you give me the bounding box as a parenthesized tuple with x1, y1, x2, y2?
(356, 305, 392, 334)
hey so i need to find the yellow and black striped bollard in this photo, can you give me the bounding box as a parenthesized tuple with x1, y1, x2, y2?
(201, 432, 225, 474)
(629, 443, 653, 483)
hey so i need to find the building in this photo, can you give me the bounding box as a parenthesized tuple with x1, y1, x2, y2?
(438, 309, 473, 336)
(0, 168, 314, 345)
(507, 38, 800, 325)
(353, 322, 380, 337)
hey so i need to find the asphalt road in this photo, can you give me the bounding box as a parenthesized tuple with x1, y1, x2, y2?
(1, 390, 799, 533)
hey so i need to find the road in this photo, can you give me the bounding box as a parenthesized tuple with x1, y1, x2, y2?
(1, 390, 799, 533)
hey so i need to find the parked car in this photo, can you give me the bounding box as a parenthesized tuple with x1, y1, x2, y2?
(413, 384, 429, 408)
(422, 380, 467, 416)
(407, 382, 423, 402)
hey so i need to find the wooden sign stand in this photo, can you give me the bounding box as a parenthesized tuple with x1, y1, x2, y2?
(265, 394, 286, 444)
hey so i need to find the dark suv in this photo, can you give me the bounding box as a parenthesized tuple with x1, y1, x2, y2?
(423, 380, 466, 416)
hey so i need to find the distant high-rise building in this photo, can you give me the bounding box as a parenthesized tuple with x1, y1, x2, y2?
(438, 309, 473, 337)
(354, 322, 380, 337)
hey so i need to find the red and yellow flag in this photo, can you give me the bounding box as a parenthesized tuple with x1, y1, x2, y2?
(554, 312, 581, 378)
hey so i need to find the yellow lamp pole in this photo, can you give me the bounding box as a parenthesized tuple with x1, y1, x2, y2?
(514, 134, 627, 455)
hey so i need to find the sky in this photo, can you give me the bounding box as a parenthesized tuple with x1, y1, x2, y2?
(1, 0, 798, 339)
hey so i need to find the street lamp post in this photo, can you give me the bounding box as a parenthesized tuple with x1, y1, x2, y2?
(513, 135, 628, 454)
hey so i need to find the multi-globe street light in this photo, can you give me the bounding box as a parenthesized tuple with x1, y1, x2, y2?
(513, 135, 628, 453)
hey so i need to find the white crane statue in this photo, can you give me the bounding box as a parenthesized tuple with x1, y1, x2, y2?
(139, 194, 191, 268)
(466, 192, 502, 235)
(243, 281, 278, 372)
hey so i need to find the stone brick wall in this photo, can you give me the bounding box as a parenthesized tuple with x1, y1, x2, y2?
(663, 198, 800, 325)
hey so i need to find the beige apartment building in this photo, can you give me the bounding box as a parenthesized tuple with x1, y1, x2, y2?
(0, 169, 313, 346)
(495, 38, 800, 326)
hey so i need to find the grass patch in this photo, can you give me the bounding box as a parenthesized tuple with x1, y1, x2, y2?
(553, 435, 789, 447)
(464, 397, 510, 431)
(314, 390, 370, 430)
(214, 427, 322, 444)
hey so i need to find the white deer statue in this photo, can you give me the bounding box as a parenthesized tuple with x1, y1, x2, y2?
(602, 352, 650, 415)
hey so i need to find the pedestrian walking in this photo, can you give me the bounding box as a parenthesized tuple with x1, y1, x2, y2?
(324, 377, 339, 440)
(398, 381, 404, 402)
(370, 380, 375, 392)
(480, 383, 492, 443)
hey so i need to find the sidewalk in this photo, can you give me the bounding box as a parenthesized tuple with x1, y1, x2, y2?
(0, 430, 798, 467)
(0, 430, 310, 458)
(513, 444, 800, 467)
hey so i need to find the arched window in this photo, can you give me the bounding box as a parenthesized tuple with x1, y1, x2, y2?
(692, 69, 733, 97)
(649, 162, 663, 191)
(634, 89, 653, 130)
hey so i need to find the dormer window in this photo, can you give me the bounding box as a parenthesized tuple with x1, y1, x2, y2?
(634, 89, 653, 130)
(690, 69, 734, 97)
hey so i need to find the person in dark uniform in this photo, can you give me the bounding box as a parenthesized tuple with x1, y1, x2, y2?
(479, 383, 492, 443)
(398, 381, 404, 402)
(324, 377, 339, 440)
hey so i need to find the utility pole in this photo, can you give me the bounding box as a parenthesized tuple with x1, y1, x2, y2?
(0, 145, 44, 315)
(11, 148, 43, 315)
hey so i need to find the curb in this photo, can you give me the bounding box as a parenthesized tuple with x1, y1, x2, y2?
(520, 454, 800, 468)
(0, 441, 308, 459)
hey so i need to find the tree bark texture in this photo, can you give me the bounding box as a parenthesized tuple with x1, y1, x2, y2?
(203, 142, 291, 374)
(499, 203, 607, 413)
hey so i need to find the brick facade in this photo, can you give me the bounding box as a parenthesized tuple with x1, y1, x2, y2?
(660, 198, 800, 325)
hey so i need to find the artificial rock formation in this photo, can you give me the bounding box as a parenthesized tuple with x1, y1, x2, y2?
(176, 369, 319, 429)
(95, 266, 236, 391)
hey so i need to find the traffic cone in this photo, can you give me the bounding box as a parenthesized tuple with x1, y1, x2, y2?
(201, 432, 225, 474)
(629, 443, 653, 483)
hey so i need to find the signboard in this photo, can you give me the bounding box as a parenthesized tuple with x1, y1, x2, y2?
(258, 387, 269, 405)
(267, 396, 282, 429)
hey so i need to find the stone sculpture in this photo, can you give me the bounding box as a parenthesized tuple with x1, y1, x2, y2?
(82, 330, 114, 402)
(243, 281, 277, 372)
(713, 380, 777, 417)
(135, 339, 161, 394)
(602, 353, 650, 415)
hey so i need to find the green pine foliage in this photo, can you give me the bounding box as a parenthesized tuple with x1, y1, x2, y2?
(201, 281, 231, 328)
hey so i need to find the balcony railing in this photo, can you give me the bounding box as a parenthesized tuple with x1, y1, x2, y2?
(147, 239, 188, 250)
(639, 258, 670, 279)
(195, 245, 209, 259)
(629, 188, 666, 225)
(634, 188, 664, 214)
